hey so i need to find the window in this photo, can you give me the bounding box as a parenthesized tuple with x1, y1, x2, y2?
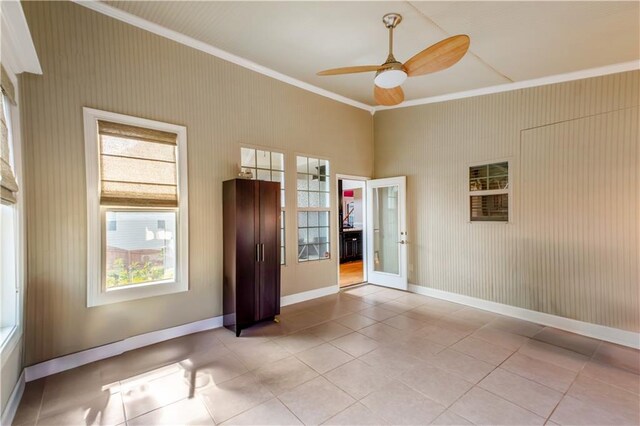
(469, 161, 509, 222)
(240, 147, 286, 265)
(1, 90, 20, 347)
(83, 108, 188, 307)
(297, 156, 330, 261)
(105, 211, 176, 289)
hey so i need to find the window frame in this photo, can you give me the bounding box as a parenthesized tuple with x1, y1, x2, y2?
(468, 158, 511, 223)
(0, 92, 24, 355)
(296, 154, 331, 262)
(83, 108, 188, 307)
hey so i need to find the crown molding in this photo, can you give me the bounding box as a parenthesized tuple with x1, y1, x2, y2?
(72, 0, 375, 113)
(1, 0, 42, 77)
(374, 60, 640, 112)
(72, 1, 638, 115)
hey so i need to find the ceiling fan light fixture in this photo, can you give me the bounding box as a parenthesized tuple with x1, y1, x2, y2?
(374, 68, 407, 89)
(316, 11, 471, 107)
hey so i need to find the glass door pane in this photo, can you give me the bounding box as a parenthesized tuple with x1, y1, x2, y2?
(372, 185, 399, 275)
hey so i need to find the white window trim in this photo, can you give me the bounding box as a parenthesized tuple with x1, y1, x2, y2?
(295, 153, 331, 213)
(83, 108, 189, 307)
(0, 91, 25, 359)
(295, 153, 332, 262)
(467, 157, 512, 224)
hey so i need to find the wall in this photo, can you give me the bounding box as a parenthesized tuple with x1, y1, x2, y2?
(20, 1, 373, 365)
(374, 70, 639, 332)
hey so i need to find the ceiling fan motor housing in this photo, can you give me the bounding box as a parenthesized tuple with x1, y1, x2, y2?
(382, 13, 402, 29)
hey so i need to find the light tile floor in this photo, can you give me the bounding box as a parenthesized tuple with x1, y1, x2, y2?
(13, 284, 640, 426)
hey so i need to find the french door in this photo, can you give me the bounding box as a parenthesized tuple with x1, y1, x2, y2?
(366, 176, 408, 290)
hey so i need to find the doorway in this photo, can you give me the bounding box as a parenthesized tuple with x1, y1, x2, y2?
(338, 177, 367, 287)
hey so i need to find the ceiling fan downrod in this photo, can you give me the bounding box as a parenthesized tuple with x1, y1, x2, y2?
(382, 13, 402, 64)
(374, 13, 407, 89)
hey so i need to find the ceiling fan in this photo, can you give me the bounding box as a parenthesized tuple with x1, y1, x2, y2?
(317, 13, 470, 106)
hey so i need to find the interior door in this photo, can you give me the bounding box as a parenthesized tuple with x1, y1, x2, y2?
(366, 176, 407, 290)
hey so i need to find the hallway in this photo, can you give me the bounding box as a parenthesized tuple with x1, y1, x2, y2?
(340, 260, 364, 287)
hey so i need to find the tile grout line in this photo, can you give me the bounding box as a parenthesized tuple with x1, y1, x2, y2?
(123, 395, 191, 424)
(217, 319, 359, 425)
(197, 336, 279, 424)
(543, 346, 592, 424)
(273, 394, 307, 425)
(439, 349, 536, 424)
(34, 382, 45, 426)
(318, 399, 362, 424)
(425, 327, 569, 423)
(486, 340, 610, 424)
(340, 319, 478, 423)
(543, 340, 640, 423)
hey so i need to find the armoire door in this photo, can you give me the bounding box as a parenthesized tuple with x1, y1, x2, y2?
(257, 181, 281, 320)
(223, 178, 258, 329)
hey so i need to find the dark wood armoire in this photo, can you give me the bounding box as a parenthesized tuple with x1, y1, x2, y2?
(223, 179, 281, 336)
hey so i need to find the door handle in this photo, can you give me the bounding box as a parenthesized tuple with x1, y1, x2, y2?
(256, 244, 260, 262)
(398, 240, 407, 244)
(261, 243, 265, 262)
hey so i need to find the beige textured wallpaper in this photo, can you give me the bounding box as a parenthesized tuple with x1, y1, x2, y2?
(20, 1, 373, 365)
(374, 71, 639, 332)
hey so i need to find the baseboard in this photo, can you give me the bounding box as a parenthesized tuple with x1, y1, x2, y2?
(25, 315, 223, 382)
(281, 285, 339, 307)
(409, 284, 640, 349)
(24, 286, 341, 382)
(1, 369, 25, 426)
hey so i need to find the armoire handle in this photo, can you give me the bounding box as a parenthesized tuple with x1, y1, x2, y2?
(261, 243, 265, 262)
(256, 244, 260, 262)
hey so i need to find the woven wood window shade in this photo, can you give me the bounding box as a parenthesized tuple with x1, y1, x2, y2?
(0, 95, 18, 205)
(470, 194, 508, 221)
(98, 120, 178, 207)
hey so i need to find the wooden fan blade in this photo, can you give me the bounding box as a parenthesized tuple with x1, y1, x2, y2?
(404, 34, 470, 77)
(317, 65, 385, 76)
(374, 85, 404, 106)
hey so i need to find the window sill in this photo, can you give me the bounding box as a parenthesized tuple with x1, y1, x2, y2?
(0, 325, 16, 347)
(468, 221, 512, 225)
(0, 325, 21, 368)
(88, 280, 189, 307)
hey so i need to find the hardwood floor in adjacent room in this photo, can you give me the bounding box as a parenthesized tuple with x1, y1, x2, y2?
(340, 260, 364, 287)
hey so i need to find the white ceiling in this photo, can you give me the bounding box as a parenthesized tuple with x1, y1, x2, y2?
(105, 1, 639, 106)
